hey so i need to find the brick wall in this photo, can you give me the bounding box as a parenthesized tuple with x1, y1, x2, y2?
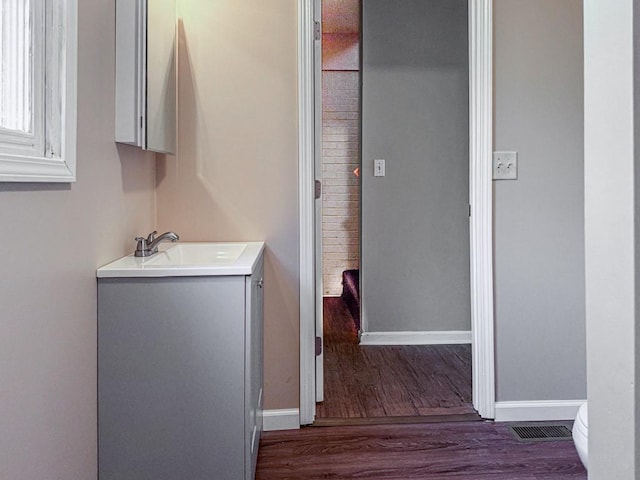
(322, 65, 360, 295)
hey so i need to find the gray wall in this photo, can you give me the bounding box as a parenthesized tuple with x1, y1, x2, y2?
(0, 0, 157, 477)
(361, 0, 470, 333)
(494, 0, 585, 401)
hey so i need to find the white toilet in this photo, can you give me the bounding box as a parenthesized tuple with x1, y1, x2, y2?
(572, 402, 588, 470)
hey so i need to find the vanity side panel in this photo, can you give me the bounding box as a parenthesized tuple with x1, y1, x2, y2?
(245, 257, 264, 479)
(98, 276, 245, 480)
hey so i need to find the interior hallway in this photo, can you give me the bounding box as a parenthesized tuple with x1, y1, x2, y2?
(315, 298, 477, 424)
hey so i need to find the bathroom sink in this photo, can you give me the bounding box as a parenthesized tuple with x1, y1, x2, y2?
(145, 243, 247, 266)
(97, 242, 264, 278)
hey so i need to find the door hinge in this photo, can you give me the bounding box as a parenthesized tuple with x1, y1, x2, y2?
(469, 204, 472, 217)
(314, 21, 321, 41)
(315, 180, 322, 199)
(315, 336, 323, 356)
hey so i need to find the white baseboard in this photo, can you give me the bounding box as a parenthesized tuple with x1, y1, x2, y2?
(359, 330, 472, 346)
(494, 400, 586, 422)
(262, 409, 300, 431)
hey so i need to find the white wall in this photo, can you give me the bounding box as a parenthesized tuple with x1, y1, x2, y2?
(321, 70, 361, 296)
(493, 0, 586, 402)
(584, 0, 638, 477)
(321, 6, 361, 296)
(155, 0, 300, 410)
(0, 1, 157, 478)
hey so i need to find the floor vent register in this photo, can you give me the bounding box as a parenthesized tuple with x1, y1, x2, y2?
(508, 424, 573, 442)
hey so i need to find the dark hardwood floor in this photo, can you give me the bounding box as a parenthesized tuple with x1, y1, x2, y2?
(316, 297, 477, 421)
(256, 421, 587, 479)
(256, 298, 585, 479)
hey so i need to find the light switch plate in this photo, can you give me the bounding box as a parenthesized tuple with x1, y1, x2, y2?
(374, 159, 386, 177)
(493, 151, 518, 180)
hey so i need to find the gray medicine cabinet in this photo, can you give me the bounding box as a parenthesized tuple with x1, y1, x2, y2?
(115, 0, 177, 154)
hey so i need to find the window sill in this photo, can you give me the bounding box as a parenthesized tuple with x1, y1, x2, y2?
(0, 153, 76, 183)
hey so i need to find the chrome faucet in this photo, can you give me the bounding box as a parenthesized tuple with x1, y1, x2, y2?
(134, 231, 180, 257)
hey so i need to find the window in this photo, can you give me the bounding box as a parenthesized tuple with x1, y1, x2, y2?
(0, 0, 77, 182)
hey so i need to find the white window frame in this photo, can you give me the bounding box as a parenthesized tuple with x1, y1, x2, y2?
(0, 0, 77, 183)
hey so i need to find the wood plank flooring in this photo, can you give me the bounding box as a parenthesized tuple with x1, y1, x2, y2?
(316, 297, 476, 420)
(256, 421, 587, 479)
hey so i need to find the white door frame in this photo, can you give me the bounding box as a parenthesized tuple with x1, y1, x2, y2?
(312, 0, 324, 403)
(298, 0, 495, 425)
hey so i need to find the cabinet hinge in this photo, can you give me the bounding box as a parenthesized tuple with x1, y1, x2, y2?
(469, 204, 471, 217)
(315, 336, 322, 356)
(315, 180, 322, 199)
(314, 21, 321, 41)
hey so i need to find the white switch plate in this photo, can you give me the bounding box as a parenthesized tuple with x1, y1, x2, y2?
(493, 151, 518, 180)
(374, 159, 385, 177)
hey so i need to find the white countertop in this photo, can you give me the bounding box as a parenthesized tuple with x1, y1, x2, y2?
(97, 242, 265, 278)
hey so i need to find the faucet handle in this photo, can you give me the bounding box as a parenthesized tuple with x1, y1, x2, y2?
(135, 236, 148, 250)
(146, 230, 158, 242)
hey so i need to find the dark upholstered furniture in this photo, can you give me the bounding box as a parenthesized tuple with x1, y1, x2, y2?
(341, 269, 360, 330)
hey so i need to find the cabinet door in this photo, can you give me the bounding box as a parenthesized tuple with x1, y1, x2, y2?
(245, 258, 264, 479)
(99, 276, 246, 480)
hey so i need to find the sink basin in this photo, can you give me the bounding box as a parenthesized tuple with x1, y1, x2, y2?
(97, 242, 264, 278)
(145, 243, 247, 266)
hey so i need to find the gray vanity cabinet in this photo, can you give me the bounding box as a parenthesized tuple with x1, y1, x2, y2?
(98, 258, 264, 480)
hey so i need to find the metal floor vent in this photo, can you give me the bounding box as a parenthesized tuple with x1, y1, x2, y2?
(509, 424, 573, 442)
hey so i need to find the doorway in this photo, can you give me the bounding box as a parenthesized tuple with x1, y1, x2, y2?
(298, 0, 496, 426)
(316, 0, 476, 424)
